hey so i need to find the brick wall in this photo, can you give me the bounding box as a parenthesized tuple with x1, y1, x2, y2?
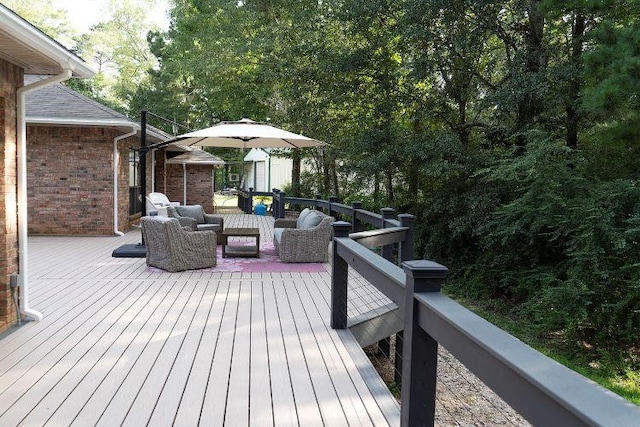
(27, 125, 140, 235)
(0, 59, 22, 333)
(153, 151, 215, 214)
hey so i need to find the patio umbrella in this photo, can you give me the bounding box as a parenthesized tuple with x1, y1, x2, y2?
(166, 149, 225, 204)
(166, 118, 328, 149)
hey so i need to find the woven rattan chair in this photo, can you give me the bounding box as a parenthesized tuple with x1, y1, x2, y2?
(273, 208, 335, 263)
(167, 205, 224, 243)
(141, 216, 217, 272)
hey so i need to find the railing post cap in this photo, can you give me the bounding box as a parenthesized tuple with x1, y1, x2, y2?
(381, 207, 395, 214)
(332, 221, 351, 237)
(398, 213, 416, 222)
(333, 221, 351, 229)
(402, 260, 449, 279)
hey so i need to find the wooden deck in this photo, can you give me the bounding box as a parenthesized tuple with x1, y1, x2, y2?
(0, 214, 399, 426)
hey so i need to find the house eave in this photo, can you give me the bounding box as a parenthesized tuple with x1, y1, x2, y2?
(25, 117, 169, 142)
(0, 4, 95, 77)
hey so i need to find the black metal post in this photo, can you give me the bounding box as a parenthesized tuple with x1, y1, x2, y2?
(140, 110, 147, 217)
(331, 221, 351, 329)
(400, 260, 449, 427)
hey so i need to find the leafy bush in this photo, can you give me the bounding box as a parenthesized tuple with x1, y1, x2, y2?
(416, 137, 640, 365)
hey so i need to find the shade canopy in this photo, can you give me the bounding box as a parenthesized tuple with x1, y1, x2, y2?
(166, 118, 327, 149)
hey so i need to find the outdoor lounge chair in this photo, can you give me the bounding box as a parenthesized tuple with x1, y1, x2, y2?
(273, 208, 335, 263)
(140, 216, 217, 272)
(146, 192, 180, 217)
(167, 205, 224, 242)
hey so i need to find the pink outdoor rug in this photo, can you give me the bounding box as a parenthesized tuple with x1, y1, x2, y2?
(146, 241, 327, 273)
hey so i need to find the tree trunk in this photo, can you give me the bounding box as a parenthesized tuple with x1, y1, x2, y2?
(515, 0, 546, 149)
(566, 13, 585, 150)
(331, 155, 339, 198)
(385, 163, 394, 205)
(322, 151, 331, 195)
(292, 150, 301, 196)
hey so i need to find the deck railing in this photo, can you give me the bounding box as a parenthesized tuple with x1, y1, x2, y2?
(330, 221, 640, 426)
(240, 189, 416, 264)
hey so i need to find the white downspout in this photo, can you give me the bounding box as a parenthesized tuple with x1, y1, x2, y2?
(183, 164, 187, 205)
(151, 148, 156, 193)
(16, 68, 73, 321)
(113, 127, 137, 236)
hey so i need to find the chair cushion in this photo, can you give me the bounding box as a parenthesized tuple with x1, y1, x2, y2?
(176, 205, 205, 223)
(296, 208, 312, 229)
(274, 228, 284, 245)
(196, 223, 220, 232)
(301, 211, 323, 229)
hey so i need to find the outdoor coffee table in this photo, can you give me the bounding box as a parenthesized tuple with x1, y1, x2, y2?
(222, 227, 260, 258)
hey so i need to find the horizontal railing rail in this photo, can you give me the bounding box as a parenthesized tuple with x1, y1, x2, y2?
(331, 221, 640, 426)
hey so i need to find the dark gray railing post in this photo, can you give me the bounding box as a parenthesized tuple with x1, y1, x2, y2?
(394, 215, 415, 389)
(351, 201, 362, 233)
(381, 207, 395, 261)
(331, 221, 352, 329)
(328, 196, 338, 218)
(398, 213, 416, 264)
(401, 260, 449, 427)
(247, 187, 254, 214)
(271, 189, 278, 218)
(278, 191, 286, 218)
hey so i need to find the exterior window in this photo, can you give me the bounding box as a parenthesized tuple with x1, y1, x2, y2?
(129, 149, 142, 215)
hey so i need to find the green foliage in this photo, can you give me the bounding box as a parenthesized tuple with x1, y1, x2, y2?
(432, 138, 640, 363)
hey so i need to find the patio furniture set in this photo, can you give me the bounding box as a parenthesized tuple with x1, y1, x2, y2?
(142, 193, 335, 272)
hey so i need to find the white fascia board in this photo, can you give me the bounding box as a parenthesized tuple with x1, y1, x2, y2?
(0, 5, 95, 77)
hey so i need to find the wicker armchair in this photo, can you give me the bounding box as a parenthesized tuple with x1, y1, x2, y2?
(167, 205, 224, 242)
(141, 216, 217, 272)
(273, 208, 335, 263)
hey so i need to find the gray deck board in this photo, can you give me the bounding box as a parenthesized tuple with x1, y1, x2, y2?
(0, 214, 400, 426)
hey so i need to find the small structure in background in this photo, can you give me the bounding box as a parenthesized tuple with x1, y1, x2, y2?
(164, 147, 225, 205)
(242, 148, 291, 192)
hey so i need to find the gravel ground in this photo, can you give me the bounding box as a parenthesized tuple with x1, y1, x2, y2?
(366, 341, 531, 426)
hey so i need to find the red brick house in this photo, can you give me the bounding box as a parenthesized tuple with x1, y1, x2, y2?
(24, 75, 170, 236)
(0, 4, 94, 332)
(25, 79, 220, 235)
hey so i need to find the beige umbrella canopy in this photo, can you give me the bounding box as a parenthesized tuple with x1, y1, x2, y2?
(166, 148, 225, 205)
(166, 118, 328, 149)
